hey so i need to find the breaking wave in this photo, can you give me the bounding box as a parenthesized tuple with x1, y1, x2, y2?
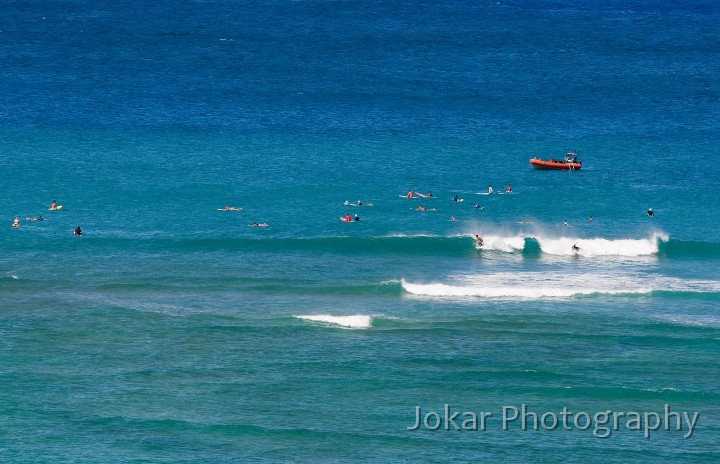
(295, 314, 373, 329)
(401, 272, 720, 299)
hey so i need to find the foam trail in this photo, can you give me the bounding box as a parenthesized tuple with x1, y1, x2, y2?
(296, 314, 372, 329)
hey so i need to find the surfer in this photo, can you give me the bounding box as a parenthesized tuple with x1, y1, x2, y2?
(453, 195, 461, 202)
(74, 226, 82, 236)
(26, 216, 44, 221)
(354, 214, 360, 222)
(563, 219, 569, 227)
(406, 190, 414, 198)
(589, 216, 593, 222)
(223, 206, 242, 211)
(572, 243, 580, 252)
(345, 213, 352, 222)
(50, 200, 57, 210)
(475, 235, 484, 247)
(12, 217, 20, 228)
(475, 202, 482, 210)
(451, 216, 457, 222)
(488, 185, 493, 194)
(250, 222, 268, 227)
(647, 208, 654, 217)
(506, 185, 512, 193)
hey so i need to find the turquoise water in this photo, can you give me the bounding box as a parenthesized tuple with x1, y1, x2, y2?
(2, 1, 720, 462)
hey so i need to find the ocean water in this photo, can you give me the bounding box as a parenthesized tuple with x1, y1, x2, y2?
(1, 0, 719, 462)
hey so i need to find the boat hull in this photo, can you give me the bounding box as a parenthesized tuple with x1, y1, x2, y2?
(530, 159, 582, 170)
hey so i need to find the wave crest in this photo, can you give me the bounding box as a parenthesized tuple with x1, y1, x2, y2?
(295, 314, 372, 329)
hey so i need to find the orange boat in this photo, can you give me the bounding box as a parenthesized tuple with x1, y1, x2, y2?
(530, 151, 582, 170)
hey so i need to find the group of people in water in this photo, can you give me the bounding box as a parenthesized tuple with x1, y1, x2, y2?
(11, 200, 82, 235)
(219, 205, 271, 227)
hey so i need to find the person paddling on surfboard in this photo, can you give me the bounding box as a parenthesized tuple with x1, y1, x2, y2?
(12, 217, 20, 228)
(74, 226, 82, 236)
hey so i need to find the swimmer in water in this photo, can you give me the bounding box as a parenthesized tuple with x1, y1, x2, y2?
(74, 226, 82, 236)
(647, 208, 654, 217)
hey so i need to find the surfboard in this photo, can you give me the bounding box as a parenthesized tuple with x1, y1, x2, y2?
(218, 208, 242, 211)
(49, 205, 63, 210)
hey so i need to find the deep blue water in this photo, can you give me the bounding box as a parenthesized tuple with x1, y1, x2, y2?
(1, 1, 719, 462)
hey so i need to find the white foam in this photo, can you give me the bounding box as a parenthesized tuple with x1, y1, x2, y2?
(296, 314, 372, 329)
(478, 234, 526, 252)
(462, 230, 667, 257)
(401, 272, 720, 300)
(535, 235, 660, 257)
(401, 280, 640, 298)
